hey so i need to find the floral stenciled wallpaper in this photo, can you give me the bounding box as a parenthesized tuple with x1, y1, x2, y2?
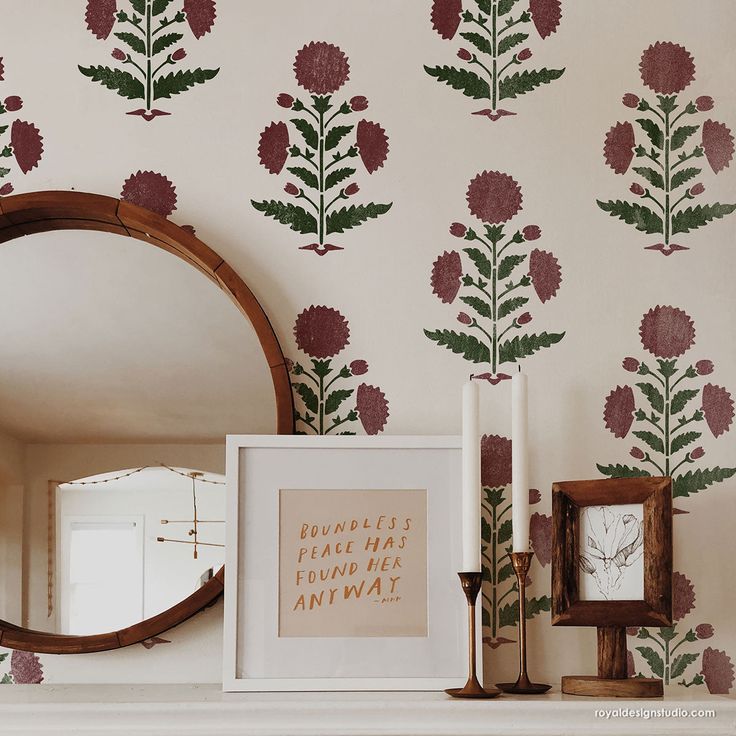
(0, 0, 734, 692)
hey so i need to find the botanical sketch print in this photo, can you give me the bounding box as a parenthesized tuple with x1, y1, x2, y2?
(597, 42, 735, 255)
(0, 57, 44, 195)
(578, 505, 643, 601)
(0, 650, 44, 684)
(80, 0, 219, 121)
(252, 42, 392, 255)
(598, 305, 736, 501)
(425, 0, 565, 122)
(425, 170, 564, 383)
(479, 435, 550, 649)
(289, 306, 389, 435)
(629, 571, 734, 693)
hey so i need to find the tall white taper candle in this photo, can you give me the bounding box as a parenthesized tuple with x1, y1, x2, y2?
(511, 371, 530, 552)
(462, 380, 481, 572)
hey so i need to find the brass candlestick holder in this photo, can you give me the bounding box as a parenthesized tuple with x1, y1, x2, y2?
(445, 572, 501, 699)
(497, 552, 551, 695)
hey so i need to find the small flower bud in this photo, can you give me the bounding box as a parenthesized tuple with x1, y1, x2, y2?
(626, 627, 640, 636)
(111, 48, 126, 61)
(690, 447, 705, 460)
(522, 225, 541, 241)
(3, 96, 22, 112)
(630, 447, 645, 460)
(350, 359, 369, 375)
(695, 96, 714, 112)
(622, 357, 640, 372)
(344, 183, 360, 196)
(695, 359, 714, 375)
(529, 488, 541, 504)
(630, 182, 645, 196)
(457, 312, 472, 325)
(517, 312, 532, 325)
(517, 48, 532, 61)
(277, 93, 294, 108)
(350, 95, 368, 111)
(622, 93, 640, 108)
(689, 183, 705, 196)
(284, 182, 299, 196)
(457, 48, 472, 62)
(0, 182, 13, 196)
(449, 222, 467, 238)
(171, 48, 187, 61)
(696, 623, 714, 639)
(284, 357, 294, 372)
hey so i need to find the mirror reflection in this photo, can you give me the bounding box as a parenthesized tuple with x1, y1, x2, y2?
(0, 229, 275, 634)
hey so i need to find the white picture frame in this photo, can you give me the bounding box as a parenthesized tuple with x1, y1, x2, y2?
(223, 435, 477, 692)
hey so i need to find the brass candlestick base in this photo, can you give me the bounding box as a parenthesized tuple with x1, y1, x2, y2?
(496, 552, 551, 695)
(445, 572, 501, 699)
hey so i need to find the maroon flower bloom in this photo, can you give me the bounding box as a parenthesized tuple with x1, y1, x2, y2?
(466, 170, 523, 224)
(696, 359, 714, 375)
(356, 383, 389, 435)
(630, 182, 645, 196)
(284, 182, 299, 196)
(0, 183, 13, 196)
(701, 648, 735, 694)
(350, 359, 368, 376)
(696, 623, 714, 639)
(529, 248, 562, 303)
(184, 0, 217, 39)
(529, 0, 562, 39)
(120, 171, 177, 216)
(517, 312, 532, 325)
(639, 306, 695, 358)
(350, 95, 368, 111)
(356, 120, 390, 174)
(457, 48, 472, 62)
(702, 119, 734, 174)
(522, 225, 541, 241)
(111, 48, 126, 61)
(672, 571, 696, 622)
(622, 357, 640, 372)
(529, 488, 541, 504)
(604, 121, 635, 174)
(10, 650, 43, 684)
(702, 383, 734, 438)
(85, 0, 117, 40)
(10, 120, 44, 174)
(481, 434, 512, 489)
(639, 42, 696, 94)
(277, 93, 294, 108)
(431, 0, 462, 40)
(630, 447, 645, 460)
(3, 96, 22, 112)
(689, 183, 705, 196)
(293, 42, 350, 95)
(172, 48, 187, 61)
(344, 182, 360, 196)
(622, 93, 639, 108)
(257, 121, 289, 175)
(604, 385, 635, 438)
(450, 222, 467, 238)
(696, 96, 714, 112)
(457, 312, 472, 325)
(431, 250, 462, 304)
(529, 512, 552, 567)
(626, 626, 640, 636)
(294, 306, 350, 359)
(516, 48, 532, 61)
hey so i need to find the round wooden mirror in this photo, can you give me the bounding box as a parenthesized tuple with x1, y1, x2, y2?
(0, 190, 293, 654)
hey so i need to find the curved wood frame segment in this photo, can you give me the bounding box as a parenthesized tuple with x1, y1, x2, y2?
(0, 190, 294, 654)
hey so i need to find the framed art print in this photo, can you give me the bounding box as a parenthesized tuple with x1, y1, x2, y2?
(223, 435, 474, 691)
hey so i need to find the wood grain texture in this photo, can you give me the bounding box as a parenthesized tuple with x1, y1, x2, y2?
(597, 626, 627, 678)
(0, 191, 295, 654)
(561, 675, 663, 697)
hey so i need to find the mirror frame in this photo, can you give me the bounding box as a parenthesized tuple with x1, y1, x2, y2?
(0, 190, 294, 654)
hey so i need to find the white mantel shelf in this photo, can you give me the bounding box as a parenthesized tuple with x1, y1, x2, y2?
(0, 685, 734, 736)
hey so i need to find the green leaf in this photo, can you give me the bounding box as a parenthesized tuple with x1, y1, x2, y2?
(498, 562, 514, 583)
(596, 200, 663, 235)
(657, 359, 678, 378)
(0, 673, 12, 684)
(129, 0, 146, 14)
(152, 32, 184, 56)
(464, 247, 493, 279)
(499, 596, 550, 628)
(0, 167, 10, 178)
(632, 166, 664, 190)
(324, 167, 356, 190)
(251, 200, 318, 234)
(293, 382, 319, 414)
(424, 329, 490, 364)
(153, 67, 219, 99)
(152, 0, 173, 14)
(636, 118, 664, 149)
(0, 653, 7, 663)
(671, 203, 736, 235)
(498, 519, 512, 544)
(670, 652, 700, 679)
(287, 166, 318, 190)
(498, 295, 528, 319)
(499, 68, 565, 100)
(497, 253, 526, 280)
(597, 463, 651, 479)
(0, 125, 7, 135)
(291, 118, 319, 149)
(474, 0, 492, 12)
(326, 203, 392, 234)
(636, 646, 665, 678)
(671, 431, 700, 454)
(635, 382, 664, 413)
(658, 626, 677, 643)
(482, 605, 490, 627)
(325, 124, 353, 151)
(481, 517, 492, 544)
(459, 31, 493, 56)
(312, 359, 332, 379)
(484, 488, 505, 508)
(325, 388, 353, 415)
(78, 65, 145, 100)
(671, 125, 699, 151)
(460, 295, 493, 319)
(670, 167, 700, 190)
(424, 65, 490, 100)
(632, 430, 664, 454)
(114, 31, 146, 55)
(497, 0, 518, 14)
(671, 389, 699, 415)
(498, 32, 528, 56)
(674, 466, 736, 498)
(498, 331, 565, 364)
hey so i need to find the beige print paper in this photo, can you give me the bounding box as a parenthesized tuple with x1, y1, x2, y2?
(278, 489, 428, 638)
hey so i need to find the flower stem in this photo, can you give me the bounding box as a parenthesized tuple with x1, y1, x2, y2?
(491, 499, 498, 638)
(664, 372, 671, 476)
(491, 1, 498, 110)
(664, 107, 672, 245)
(145, 0, 152, 112)
(491, 230, 498, 374)
(318, 106, 325, 245)
(318, 372, 325, 434)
